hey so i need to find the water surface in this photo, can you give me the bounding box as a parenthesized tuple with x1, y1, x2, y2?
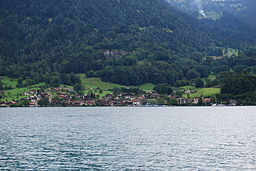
(0, 107, 256, 170)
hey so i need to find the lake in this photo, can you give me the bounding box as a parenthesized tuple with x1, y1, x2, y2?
(0, 107, 256, 170)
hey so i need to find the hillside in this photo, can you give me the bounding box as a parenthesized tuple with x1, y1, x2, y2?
(167, 0, 256, 22)
(167, 0, 256, 47)
(0, 0, 256, 87)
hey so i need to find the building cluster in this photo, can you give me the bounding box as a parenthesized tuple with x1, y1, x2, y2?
(0, 86, 237, 107)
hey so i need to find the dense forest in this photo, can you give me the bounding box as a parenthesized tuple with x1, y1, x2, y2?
(216, 72, 256, 105)
(168, 0, 256, 28)
(0, 0, 256, 88)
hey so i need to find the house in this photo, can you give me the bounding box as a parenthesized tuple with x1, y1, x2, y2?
(0, 103, 8, 107)
(151, 93, 161, 99)
(54, 87, 64, 91)
(229, 99, 237, 106)
(85, 100, 96, 106)
(58, 93, 69, 98)
(24, 92, 30, 96)
(122, 100, 132, 106)
(71, 100, 85, 106)
(138, 96, 145, 100)
(114, 97, 120, 100)
(113, 101, 122, 106)
(29, 102, 37, 107)
(63, 87, 74, 92)
(168, 95, 176, 99)
(185, 90, 195, 94)
(210, 56, 224, 60)
(124, 95, 131, 99)
(202, 98, 211, 104)
(178, 98, 190, 104)
(41, 93, 50, 98)
(193, 97, 200, 104)
(103, 50, 128, 59)
(132, 99, 142, 106)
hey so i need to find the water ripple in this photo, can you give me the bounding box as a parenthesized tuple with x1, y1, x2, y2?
(0, 107, 256, 170)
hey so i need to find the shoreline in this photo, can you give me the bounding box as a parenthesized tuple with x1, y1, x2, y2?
(1, 105, 255, 108)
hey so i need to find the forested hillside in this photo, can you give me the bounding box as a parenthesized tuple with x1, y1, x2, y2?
(168, 0, 256, 27)
(167, 0, 256, 48)
(0, 0, 256, 86)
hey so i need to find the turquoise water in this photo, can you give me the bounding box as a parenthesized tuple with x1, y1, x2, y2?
(0, 107, 256, 170)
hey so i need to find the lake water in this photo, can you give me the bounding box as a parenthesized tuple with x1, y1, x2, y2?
(0, 107, 256, 170)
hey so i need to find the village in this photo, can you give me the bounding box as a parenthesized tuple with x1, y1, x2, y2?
(0, 86, 237, 107)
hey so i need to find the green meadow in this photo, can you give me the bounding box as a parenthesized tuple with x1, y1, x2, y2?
(189, 88, 221, 98)
(79, 74, 125, 89)
(0, 76, 18, 88)
(0, 83, 45, 101)
(1, 75, 220, 102)
(223, 48, 239, 57)
(137, 83, 155, 91)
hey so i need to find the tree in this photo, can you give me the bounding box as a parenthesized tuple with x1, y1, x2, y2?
(186, 69, 200, 80)
(218, 72, 256, 95)
(0, 81, 3, 90)
(175, 80, 189, 87)
(210, 95, 217, 104)
(20, 99, 30, 107)
(194, 78, 204, 88)
(1, 0, 256, 89)
(50, 76, 60, 87)
(74, 83, 83, 92)
(154, 83, 173, 95)
(113, 87, 122, 94)
(17, 78, 23, 88)
(87, 90, 95, 99)
(38, 98, 50, 106)
(170, 98, 178, 105)
(45, 74, 61, 87)
(198, 97, 203, 105)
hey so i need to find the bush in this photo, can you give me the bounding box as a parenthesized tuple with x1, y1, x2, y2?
(154, 83, 173, 95)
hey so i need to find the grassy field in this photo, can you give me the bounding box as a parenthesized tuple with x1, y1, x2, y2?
(79, 76, 125, 89)
(189, 88, 220, 98)
(79, 74, 155, 91)
(1, 75, 221, 102)
(2, 87, 34, 101)
(205, 11, 223, 20)
(223, 48, 239, 57)
(0, 76, 18, 88)
(207, 75, 216, 81)
(1, 83, 45, 101)
(1, 75, 154, 101)
(179, 86, 197, 91)
(138, 83, 155, 91)
(84, 89, 113, 98)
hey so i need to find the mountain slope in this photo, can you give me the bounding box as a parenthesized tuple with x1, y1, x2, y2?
(0, 0, 255, 86)
(0, 0, 209, 58)
(166, 0, 256, 46)
(0, 0, 210, 71)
